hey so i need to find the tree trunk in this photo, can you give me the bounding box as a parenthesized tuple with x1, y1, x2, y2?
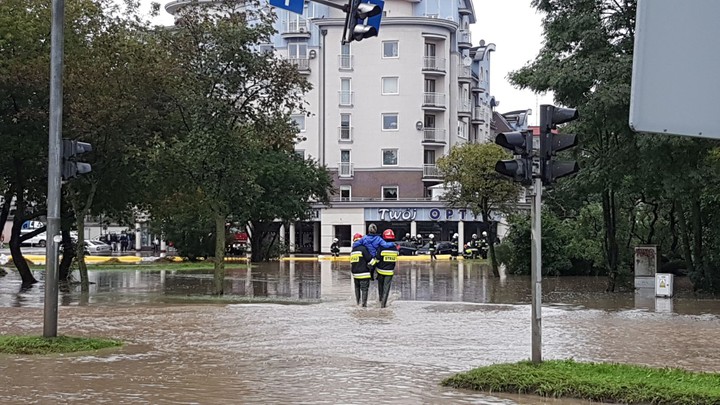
(249, 222, 268, 262)
(58, 228, 75, 281)
(603, 189, 619, 292)
(0, 187, 13, 238)
(75, 212, 89, 293)
(9, 160, 37, 286)
(669, 205, 679, 254)
(213, 212, 226, 295)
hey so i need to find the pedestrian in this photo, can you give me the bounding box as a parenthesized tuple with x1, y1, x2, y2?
(376, 229, 398, 308)
(110, 233, 118, 252)
(120, 233, 128, 253)
(350, 233, 372, 307)
(352, 223, 396, 260)
(428, 234, 437, 261)
(330, 238, 340, 257)
(450, 233, 459, 260)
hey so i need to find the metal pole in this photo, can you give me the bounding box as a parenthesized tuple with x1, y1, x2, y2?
(530, 177, 542, 363)
(310, 0, 348, 11)
(44, 0, 65, 338)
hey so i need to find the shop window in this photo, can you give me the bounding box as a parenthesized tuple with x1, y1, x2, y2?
(334, 225, 351, 247)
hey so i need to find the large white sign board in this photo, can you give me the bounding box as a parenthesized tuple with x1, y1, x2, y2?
(629, 0, 720, 139)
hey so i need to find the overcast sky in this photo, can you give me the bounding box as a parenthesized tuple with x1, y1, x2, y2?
(138, 0, 553, 125)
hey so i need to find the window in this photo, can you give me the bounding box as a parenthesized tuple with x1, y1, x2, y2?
(382, 186, 398, 201)
(382, 149, 398, 166)
(291, 115, 306, 132)
(334, 225, 351, 247)
(341, 150, 350, 163)
(288, 42, 307, 59)
(424, 114, 436, 128)
(339, 43, 352, 70)
(340, 186, 351, 201)
(425, 43, 436, 57)
(339, 150, 352, 177)
(424, 149, 436, 164)
(340, 78, 352, 106)
(382, 77, 399, 95)
(425, 79, 436, 93)
(382, 113, 398, 131)
(382, 41, 399, 58)
(340, 113, 351, 141)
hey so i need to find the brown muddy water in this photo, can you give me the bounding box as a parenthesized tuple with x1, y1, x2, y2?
(1, 261, 720, 404)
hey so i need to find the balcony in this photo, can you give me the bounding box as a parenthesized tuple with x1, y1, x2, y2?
(422, 92, 446, 110)
(472, 106, 486, 124)
(338, 126, 353, 142)
(458, 65, 472, 83)
(282, 20, 311, 39)
(422, 57, 446, 75)
(458, 29, 472, 48)
(338, 55, 353, 70)
(339, 91, 354, 107)
(288, 58, 310, 74)
(423, 164, 441, 179)
(338, 162, 354, 178)
(459, 5, 472, 15)
(423, 128, 447, 144)
(472, 82, 487, 93)
(457, 99, 472, 117)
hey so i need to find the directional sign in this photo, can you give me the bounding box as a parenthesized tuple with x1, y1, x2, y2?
(269, 0, 305, 15)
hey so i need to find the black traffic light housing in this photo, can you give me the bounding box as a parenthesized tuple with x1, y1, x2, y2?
(342, 0, 383, 44)
(62, 139, 92, 180)
(494, 130, 533, 186)
(539, 105, 580, 185)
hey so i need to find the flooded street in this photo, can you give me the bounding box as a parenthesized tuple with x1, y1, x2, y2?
(2, 261, 720, 404)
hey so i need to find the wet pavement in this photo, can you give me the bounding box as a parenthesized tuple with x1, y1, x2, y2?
(1, 261, 720, 404)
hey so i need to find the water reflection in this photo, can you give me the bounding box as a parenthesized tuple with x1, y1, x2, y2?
(2, 261, 720, 315)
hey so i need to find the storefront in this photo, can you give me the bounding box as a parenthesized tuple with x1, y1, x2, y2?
(282, 208, 322, 254)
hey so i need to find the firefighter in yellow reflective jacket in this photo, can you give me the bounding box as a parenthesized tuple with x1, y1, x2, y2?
(350, 233, 372, 307)
(376, 229, 399, 308)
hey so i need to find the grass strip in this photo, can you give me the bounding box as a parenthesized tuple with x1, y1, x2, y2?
(442, 360, 720, 405)
(0, 335, 122, 355)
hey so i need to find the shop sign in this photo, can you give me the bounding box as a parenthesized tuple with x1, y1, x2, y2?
(305, 208, 321, 221)
(365, 208, 483, 222)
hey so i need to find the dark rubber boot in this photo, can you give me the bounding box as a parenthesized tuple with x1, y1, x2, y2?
(354, 279, 361, 305)
(360, 279, 369, 307)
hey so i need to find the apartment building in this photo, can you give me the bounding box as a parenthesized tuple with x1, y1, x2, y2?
(165, 0, 497, 253)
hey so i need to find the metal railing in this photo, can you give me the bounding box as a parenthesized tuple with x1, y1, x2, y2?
(473, 106, 485, 121)
(458, 64, 472, 79)
(287, 20, 309, 33)
(423, 92, 446, 108)
(422, 56, 446, 72)
(338, 126, 353, 142)
(339, 91, 354, 106)
(338, 162, 354, 177)
(423, 164, 441, 178)
(288, 58, 310, 71)
(457, 98, 472, 114)
(338, 55, 353, 70)
(423, 128, 446, 143)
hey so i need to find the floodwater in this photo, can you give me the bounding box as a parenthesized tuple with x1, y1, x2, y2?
(1, 261, 720, 404)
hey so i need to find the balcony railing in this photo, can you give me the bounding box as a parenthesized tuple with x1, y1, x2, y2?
(286, 20, 309, 33)
(457, 99, 472, 114)
(338, 55, 353, 70)
(423, 92, 446, 108)
(423, 128, 446, 143)
(288, 58, 310, 71)
(473, 106, 485, 122)
(458, 64, 472, 80)
(458, 30, 472, 45)
(339, 91, 354, 106)
(423, 164, 441, 178)
(423, 57, 446, 72)
(338, 162, 354, 177)
(338, 126, 353, 142)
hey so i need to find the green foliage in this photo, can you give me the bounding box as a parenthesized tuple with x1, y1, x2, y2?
(443, 359, 720, 405)
(0, 335, 122, 355)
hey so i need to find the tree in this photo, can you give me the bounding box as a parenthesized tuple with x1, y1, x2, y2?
(147, 2, 312, 294)
(437, 143, 522, 276)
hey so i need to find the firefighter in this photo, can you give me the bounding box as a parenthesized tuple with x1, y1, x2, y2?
(376, 229, 399, 308)
(428, 234, 437, 261)
(330, 238, 340, 258)
(350, 233, 372, 307)
(464, 234, 480, 259)
(402, 233, 412, 242)
(415, 234, 424, 248)
(479, 231, 489, 259)
(450, 233, 459, 260)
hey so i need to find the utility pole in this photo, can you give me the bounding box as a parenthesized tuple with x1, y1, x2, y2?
(44, 0, 65, 338)
(530, 137, 542, 364)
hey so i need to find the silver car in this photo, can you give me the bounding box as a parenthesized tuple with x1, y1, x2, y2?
(84, 240, 112, 256)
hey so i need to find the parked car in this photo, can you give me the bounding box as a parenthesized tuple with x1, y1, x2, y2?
(20, 231, 47, 247)
(395, 241, 417, 256)
(84, 240, 112, 256)
(416, 241, 454, 255)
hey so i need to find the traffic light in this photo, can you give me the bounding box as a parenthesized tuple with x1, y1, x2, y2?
(342, 0, 384, 44)
(539, 104, 580, 185)
(62, 139, 92, 180)
(494, 130, 533, 186)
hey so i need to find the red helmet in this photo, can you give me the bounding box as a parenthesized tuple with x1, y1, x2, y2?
(352, 233, 363, 242)
(382, 229, 395, 241)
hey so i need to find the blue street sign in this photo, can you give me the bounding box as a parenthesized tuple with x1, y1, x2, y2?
(365, 0, 384, 35)
(269, 0, 305, 15)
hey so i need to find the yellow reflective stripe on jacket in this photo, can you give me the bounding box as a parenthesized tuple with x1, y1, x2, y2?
(376, 269, 394, 276)
(350, 252, 362, 263)
(353, 272, 371, 279)
(380, 250, 398, 262)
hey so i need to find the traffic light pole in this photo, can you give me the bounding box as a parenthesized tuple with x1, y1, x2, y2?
(530, 176, 542, 363)
(44, 0, 65, 338)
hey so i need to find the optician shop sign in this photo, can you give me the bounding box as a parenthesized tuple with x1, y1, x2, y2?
(364, 208, 484, 222)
